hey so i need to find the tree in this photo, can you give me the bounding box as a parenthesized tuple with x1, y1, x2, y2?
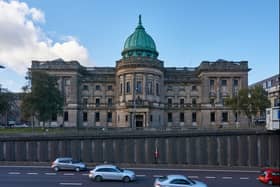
(0, 91, 13, 126)
(21, 71, 64, 127)
(225, 85, 270, 127)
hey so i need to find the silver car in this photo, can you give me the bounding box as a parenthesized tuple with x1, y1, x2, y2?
(51, 157, 87, 172)
(89, 164, 136, 182)
(154, 175, 208, 187)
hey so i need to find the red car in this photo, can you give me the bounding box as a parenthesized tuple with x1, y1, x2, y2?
(258, 168, 280, 185)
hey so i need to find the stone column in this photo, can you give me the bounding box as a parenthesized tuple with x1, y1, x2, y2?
(143, 74, 147, 100)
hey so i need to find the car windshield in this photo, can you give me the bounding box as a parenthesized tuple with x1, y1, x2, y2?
(158, 176, 168, 182)
(187, 177, 196, 184)
(116, 167, 124, 172)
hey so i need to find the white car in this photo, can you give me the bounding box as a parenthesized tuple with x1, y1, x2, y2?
(154, 175, 208, 187)
(89, 164, 136, 182)
(51, 157, 87, 172)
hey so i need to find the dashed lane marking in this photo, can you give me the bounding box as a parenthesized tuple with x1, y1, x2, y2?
(153, 175, 163, 178)
(45, 173, 56, 175)
(136, 174, 146, 177)
(188, 176, 199, 179)
(27, 172, 38, 175)
(59, 183, 82, 186)
(222, 177, 233, 179)
(81, 173, 88, 176)
(8, 172, 20, 175)
(240, 177, 249, 180)
(63, 173, 74, 176)
(205, 176, 216, 179)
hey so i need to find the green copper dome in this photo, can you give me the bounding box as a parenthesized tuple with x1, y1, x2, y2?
(122, 15, 158, 58)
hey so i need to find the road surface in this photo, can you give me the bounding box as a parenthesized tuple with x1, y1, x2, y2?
(0, 166, 268, 187)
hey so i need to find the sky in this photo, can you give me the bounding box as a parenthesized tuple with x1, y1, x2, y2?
(0, 0, 279, 92)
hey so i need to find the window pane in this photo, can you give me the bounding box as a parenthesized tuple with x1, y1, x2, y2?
(83, 112, 88, 122)
(95, 112, 100, 122)
(64, 111, 68, 121)
(192, 112, 196, 122)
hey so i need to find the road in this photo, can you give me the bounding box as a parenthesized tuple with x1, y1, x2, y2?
(0, 166, 268, 187)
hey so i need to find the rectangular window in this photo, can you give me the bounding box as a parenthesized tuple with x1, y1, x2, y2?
(192, 112, 196, 122)
(192, 98, 196, 105)
(210, 79, 215, 87)
(126, 81, 130, 93)
(107, 85, 113, 91)
(192, 85, 197, 91)
(156, 83, 159, 96)
(136, 81, 142, 93)
(233, 79, 238, 87)
(222, 112, 228, 122)
(108, 98, 112, 106)
(180, 112, 184, 122)
(95, 98, 100, 107)
(95, 112, 100, 122)
(125, 115, 128, 122)
(168, 113, 172, 122)
(64, 111, 68, 121)
(83, 98, 88, 105)
(120, 83, 122, 94)
(235, 112, 238, 122)
(221, 79, 227, 86)
(168, 98, 172, 106)
(180, 98, 184, 105)
(107, 112, 112, 122)
(83, 112, 88, 122)
(210, 98, 215, 105)
(83, 85, 88, 90)
(210, 112, 215, 122)
(95, 85, 101, 91)
(150, 115, 153, 122)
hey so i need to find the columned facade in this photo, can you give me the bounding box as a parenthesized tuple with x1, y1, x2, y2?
(30, 16, 250, 128)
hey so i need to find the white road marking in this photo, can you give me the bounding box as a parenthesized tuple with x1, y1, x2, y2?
(153, 175, 163, 178)
(130, 167, 260, 173)
(1, 165, 260, 173)
(81, 173, 88, 176)
(59, 183, 82, 186)
(205, 176, 216, 179)
(136, 174, 146, 177)
(27, 172, 38, 175)
(240, 177, 249, 180)
(188, 176, 199, 179)
(63, 173, 74, 176)
(45, 173, 56, 175)
(222, 177, 232, 179)
(8, 172, 20, 175)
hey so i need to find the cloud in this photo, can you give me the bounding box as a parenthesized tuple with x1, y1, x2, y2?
(0, 0, 90, 75)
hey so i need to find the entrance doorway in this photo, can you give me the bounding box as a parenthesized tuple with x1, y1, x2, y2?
(135, 115, 144, 128)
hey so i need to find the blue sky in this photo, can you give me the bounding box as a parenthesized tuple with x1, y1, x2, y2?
(0, 0, 279, 92)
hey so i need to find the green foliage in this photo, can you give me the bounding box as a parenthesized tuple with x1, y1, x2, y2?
(21, 71, 64, 125)
(0, 91, 13, 115)
(225, 85, 271, 126)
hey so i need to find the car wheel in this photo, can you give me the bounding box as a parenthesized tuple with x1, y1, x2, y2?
(268, 180, 273, 185)
(54, 166, 59, 172)
(95, 176, 102, 182)
(123, 176, 130, 183)
(75, 167, 80, 172)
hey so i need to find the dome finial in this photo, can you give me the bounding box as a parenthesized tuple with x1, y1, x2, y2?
(138, 14, 142, 25)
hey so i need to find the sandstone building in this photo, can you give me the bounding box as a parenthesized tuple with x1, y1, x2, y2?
(31, 16, 250, 128)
